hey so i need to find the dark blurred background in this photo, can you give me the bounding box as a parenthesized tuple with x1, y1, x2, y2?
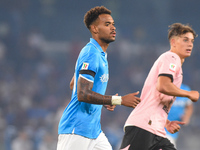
(0, 0, 200, 150)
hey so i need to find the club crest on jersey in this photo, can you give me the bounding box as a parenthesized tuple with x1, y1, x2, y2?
(82, 63, 89, 70)
(169, 63, 176, 72)
(100, 74, 109, 83)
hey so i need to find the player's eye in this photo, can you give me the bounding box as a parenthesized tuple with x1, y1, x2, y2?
(104, 22, 108, 25)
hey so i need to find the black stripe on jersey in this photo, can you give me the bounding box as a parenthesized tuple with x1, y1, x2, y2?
(158, 74, 173, 82)
(79, 70, 96, 77)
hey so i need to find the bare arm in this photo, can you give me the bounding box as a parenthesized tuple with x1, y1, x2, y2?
(182, 104, 193, 125)
(70, 75, 74, 90)
(77, 76, 141, 107)
(156, 76, 199, 102)
(77, 76, 112, 105)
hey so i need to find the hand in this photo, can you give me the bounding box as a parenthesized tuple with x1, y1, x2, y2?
(165, 121, 185, 134)
(104, 105, 116, 111)
(121, 91, 141, 108)
(188, 91, 199, 102)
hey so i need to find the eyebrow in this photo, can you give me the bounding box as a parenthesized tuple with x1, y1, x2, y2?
(105, 21, 114, 24)
(182, 36, 194, 40)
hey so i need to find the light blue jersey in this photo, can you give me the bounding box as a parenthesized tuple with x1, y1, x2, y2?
(58, 38, 109, 139)
(166, 84, 191, 139)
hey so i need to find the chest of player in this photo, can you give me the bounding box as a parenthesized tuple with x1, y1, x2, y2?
(173, 67, 183, 88)
(95, 54, 109, 84)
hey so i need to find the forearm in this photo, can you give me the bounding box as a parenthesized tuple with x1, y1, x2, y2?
(182, 105, 193, 124)
(77, 76, 141, 107)
(161, 84, 189, 97)
(157, 76, 189, 97)
(78, 88, 112, 105)
(77, 76, 120, 105)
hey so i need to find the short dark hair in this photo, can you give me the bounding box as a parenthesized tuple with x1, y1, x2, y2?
(84, 6, 111, 29)
(168, 23, 197, 40)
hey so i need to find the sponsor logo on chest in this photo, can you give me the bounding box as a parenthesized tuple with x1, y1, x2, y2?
(100, 74, 109, 83)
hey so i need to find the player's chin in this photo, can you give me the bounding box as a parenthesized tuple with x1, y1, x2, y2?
(109, 37, 116, 43)
(192, 99, 198, 102)
(185, 52, 192, 57)
(183, 54, 191, 59)
(104, 37, 115, 44)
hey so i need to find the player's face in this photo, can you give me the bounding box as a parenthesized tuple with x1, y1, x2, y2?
(175, 32, 194, 59)
(95, 14, 116, 44)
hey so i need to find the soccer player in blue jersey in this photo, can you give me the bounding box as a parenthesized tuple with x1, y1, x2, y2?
(165, 84, 193, 148)
(56, 6, 141, 150)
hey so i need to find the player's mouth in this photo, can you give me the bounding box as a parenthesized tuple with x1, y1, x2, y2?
(186, 49, 192, 53)
(111, 31, 116, 37)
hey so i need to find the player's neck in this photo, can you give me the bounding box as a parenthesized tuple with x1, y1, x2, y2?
(100, 43, 109, 52)
(94, 38, 109, 52)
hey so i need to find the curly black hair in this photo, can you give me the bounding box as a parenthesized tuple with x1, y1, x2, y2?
(168, 23, 197, 40)
(84, 6, 111, 29)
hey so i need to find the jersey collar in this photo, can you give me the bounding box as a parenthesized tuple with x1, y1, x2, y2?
(90, 38, 105, 54)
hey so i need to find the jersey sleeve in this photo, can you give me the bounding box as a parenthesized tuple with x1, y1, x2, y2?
(158, 53, 180, 82)
(79, 47, 99, 82)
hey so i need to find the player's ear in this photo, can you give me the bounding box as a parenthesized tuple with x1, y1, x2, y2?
(170, 38, 176, 47)
(90, 24, 98, 34)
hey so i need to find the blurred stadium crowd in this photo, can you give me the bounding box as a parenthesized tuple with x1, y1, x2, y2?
(0, 0, 200, 150)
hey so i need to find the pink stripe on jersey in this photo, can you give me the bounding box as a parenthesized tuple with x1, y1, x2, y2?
(125, 51, 183, 138)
